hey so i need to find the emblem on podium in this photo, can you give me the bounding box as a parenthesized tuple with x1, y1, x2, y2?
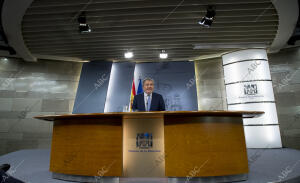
(136, 133, 153, 149)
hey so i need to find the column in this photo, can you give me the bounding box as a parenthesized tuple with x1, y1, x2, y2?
(222, 49, 282, 148)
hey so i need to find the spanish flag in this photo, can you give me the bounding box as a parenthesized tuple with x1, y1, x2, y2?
(129, 79, 136, 111)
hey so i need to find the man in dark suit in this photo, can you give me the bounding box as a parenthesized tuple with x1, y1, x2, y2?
(132, 78, 165, 111)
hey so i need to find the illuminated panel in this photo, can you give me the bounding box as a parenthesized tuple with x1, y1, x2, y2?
(222, 49, 282, 148)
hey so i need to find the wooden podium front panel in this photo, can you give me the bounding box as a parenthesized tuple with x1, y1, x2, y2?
(123, 114, 165, 177)
(50, 117, 123, 177)
(164, 116, 248, 177)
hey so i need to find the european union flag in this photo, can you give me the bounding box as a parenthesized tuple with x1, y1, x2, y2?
(137, 79, 143, 94)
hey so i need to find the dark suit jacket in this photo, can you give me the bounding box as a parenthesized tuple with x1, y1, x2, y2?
(132, 92, 165, 111)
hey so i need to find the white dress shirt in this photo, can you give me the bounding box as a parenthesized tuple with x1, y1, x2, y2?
(144, 92, 152, 111)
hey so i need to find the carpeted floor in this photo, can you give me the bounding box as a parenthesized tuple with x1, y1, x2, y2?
(0, 148, 299, 183)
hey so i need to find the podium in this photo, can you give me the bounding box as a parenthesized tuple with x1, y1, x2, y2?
(35, 111, 263, 182)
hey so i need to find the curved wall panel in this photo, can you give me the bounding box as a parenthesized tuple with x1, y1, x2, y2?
(228, 103, 278, 125)
(223, 60, 271, 84)
(222, 49, 282, 148)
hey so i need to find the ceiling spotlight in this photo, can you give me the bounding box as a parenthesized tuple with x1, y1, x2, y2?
(1, 57, 8, 62)
(159, 50, 168, 59)
(124, 51, 134, 59)
(198, 5, 216, 28)
(78, 12, 91, 33)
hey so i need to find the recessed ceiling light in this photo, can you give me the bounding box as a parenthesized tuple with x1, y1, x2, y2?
(124, 51, 134, 59)
(1, 57, 8, 62)
(159, 50, 168, 59)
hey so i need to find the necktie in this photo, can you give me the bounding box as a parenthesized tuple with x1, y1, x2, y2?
(147, 95, 151, 111)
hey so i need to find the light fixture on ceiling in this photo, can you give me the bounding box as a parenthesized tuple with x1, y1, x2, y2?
(80, 60, 90, 63)
(1, 57, 8, 63)
(198, 5, 216, 28)
(159, 50, 168, 59)
(124, 51, 134, 59)
(78, 12, 91, 33)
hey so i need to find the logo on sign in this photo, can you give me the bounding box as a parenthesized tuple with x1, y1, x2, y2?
(136, 133, 153, 149)
(244, 84, 258, 95)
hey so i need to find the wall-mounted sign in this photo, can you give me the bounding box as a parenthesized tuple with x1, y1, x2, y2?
(226, 81, 274, 104)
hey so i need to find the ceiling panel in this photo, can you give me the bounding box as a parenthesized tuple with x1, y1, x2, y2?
(22, 0, 278, 62)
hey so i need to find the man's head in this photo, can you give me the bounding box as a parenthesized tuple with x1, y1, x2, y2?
(143, 78, 154, 95)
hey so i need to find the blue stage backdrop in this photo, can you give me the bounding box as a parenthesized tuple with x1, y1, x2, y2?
(104, 62, 135, 112)
(73, 61, 112, 114)
(134, 61, 198, 111)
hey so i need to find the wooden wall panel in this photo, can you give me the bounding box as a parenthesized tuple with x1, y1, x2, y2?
(50, 117, 123, 176)
(164, 116, 248, 177)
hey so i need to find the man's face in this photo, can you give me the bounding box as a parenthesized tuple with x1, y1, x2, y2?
(143, 80, 154, 95)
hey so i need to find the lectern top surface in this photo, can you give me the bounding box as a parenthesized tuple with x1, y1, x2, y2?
(34, 110, 264, 121)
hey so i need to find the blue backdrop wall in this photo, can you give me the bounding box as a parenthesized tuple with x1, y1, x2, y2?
(134, 61, 198, 111)
(73, 61, 112, 114)
(104, 62, 135, 112)
(73, 61, 198, 113)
